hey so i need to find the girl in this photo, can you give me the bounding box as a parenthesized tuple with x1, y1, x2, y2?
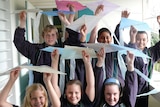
(128, 17, 160, 106)
(94, 51, 138, 107)
(49, 49, 96, 107)
(0, 67, 49, 107)
(0, 67, 60, 107)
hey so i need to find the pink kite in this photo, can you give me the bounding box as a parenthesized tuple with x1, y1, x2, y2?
(55, 0, 86, 11)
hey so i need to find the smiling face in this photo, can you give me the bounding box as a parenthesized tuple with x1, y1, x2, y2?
(65, 84, 82, 105)
(30, 90, 46, 107)
(23, 84, 48, 107)
(136, 31, 148, 50)
(42, 25, 58, 46)
(104, 84, 120, 106)
(97, 28, 112, 44)
(43, 29, 57, 46)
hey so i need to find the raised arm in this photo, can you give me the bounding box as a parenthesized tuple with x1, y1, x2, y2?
(94, 4, 104, 16)
(51, 49, 61, 98)
(0, 67, 20, 107)
(67, 4, 75, 24)
(58, 12, 70, 26)
(82, 50, 95, 102)
(43, 49, 61, 107)
(13, 11, 37, 60)
(58, 4, 75, 26)
(96, 48, 105, 67)
(123, 51, 138, 107)
(121, 10, 130, 18)
(89, 5, 104, 43)
(126, 51, 135, 71)
(43, 72, 60, 107)
(19, 11, 26, 28)
(93, 48, 105, 107)
(129, 25, 137, 44)
(80, 24, 87, 43)
(114, 10, 130, 44)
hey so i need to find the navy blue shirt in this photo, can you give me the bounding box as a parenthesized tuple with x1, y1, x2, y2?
(93, 66, 138, 107)
(13, 27, 61, 86)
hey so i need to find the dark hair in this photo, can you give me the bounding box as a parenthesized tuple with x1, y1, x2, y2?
(66, 79, 83, 93)
(99, 78, 122, 105)
(136, 31, 148, 39)
(103, 77, 122, 95)
(98, 28, 111, 38)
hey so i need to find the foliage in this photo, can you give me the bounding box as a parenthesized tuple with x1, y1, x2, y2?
(151, 32, 159, 46)
(151, 32, 160, 72)
(154, 62, 160, 72)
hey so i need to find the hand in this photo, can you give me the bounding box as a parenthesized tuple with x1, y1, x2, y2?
(58, 12, 70, 26)
(129, 25, 137, 43)
(67, 3, 75, 12)
(82, 50, 91, 64)
(19, 11, 26, 28)
(58, 12, 66, 20)
(95, 4, 104, 16)
(121, 10, 130, 18)
(19, 11, 26, 22)
(157, 15, 160, 25)
(43, 73, 52, 83)
(96, 47, 105, 67)
(80, 24, 87, 42)
(10, 67, 21, 81)
(51, 49, 59, 63)
(126, 51, 135, 71)
(67, 4, 75, 24)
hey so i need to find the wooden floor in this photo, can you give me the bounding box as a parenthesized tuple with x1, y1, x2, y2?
(148, 70, 160, 107)
(149, 95, 160, 107)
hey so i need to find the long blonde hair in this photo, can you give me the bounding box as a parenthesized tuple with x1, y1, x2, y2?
(22, 83, 48, 107)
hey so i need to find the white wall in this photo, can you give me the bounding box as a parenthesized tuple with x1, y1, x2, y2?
(7, 0, 37, 105)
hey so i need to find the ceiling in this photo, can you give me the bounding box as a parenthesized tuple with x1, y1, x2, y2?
(27, 0, 96, 9)
(26, 0, 142, 13)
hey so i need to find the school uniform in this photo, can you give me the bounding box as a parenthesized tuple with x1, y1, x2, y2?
(92, 52, 125, 88)
(93, 65, 138, 107)
(63, 28, 81, 46)
(13, 26, 84, 85)
(114, 24, 160, 107)
(93, 66, 104, 107)
(60, 59, 94, 107)
(12, 105, 18, 107)
(63, 28, 85, 84)
(128, 41, 160, 107)
(13, 27, 61, 86)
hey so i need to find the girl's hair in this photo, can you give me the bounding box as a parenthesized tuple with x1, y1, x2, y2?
(66, 79, 83, 93)
(42, 25, 59, 37)
(98, 28, 112, 38)
(22, 83, 48, 107)
(103, 77, 122, 93)
(101, 78, 122, 104)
